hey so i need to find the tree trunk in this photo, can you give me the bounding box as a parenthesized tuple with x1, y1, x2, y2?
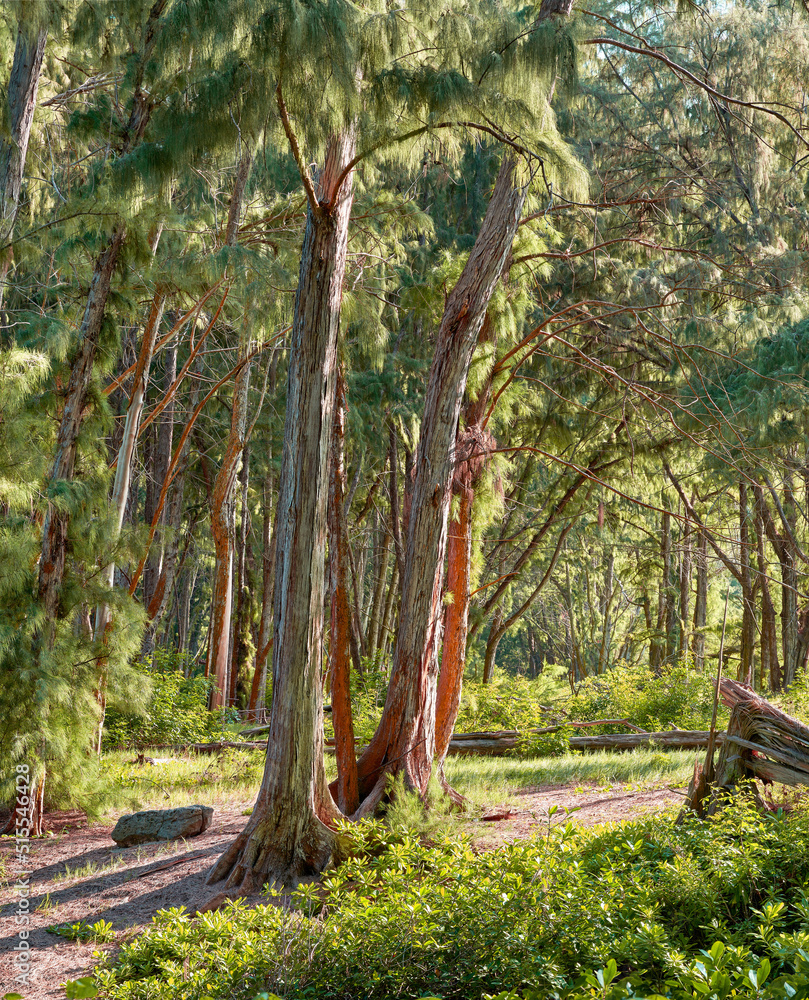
(0, 20, 47, 309)
(209, 350, 251, 710)
(692, 525, 708, 671)
(738, 481, 756, 686)
(755, 502, 779, 692)
(250, 473, 277, 714)
(679, 513, 691, 659)
(95, 288, 166, 641)
(435, 481, 473, 766)
(142, 341, 177, 647)
(37, 227, 127, 633)
(208, 130, 356, 890)
(328, 372, 359, 815)
(229, 446, 253, 708)
(483, 606, 504, 685)
(366, 524, 391, 657)
(782, 465, 800, 689)
(208, 148, 255, 709)
(353, 153, 530, 805)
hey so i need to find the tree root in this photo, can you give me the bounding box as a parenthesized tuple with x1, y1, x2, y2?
(207, 809, 336, 893)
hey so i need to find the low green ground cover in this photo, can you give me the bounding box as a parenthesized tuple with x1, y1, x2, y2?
(87, 799, 809, 1000)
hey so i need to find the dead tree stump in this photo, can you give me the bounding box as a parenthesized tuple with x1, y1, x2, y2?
(681, 678, 809, 819)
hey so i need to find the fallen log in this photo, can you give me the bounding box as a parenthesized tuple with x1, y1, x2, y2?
(140, 726, 718, 758)
(446, 729, 721, 756)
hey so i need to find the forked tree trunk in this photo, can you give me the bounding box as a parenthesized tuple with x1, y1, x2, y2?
(0, 20, 47, 309)
(208, 131, 356, 890)
(353, 153, 530, 807)
(328, 373, 359, 815)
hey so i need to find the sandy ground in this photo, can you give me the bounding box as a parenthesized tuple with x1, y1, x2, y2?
(0, 782, 684, 999)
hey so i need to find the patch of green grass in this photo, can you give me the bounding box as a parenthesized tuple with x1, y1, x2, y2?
(101, 748, 265, 814)
(36, 891, 58, 914)
(53, 855, 125, 884)
(443, 748, 695, 806)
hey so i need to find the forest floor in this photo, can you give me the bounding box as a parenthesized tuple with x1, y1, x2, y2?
(0, 776, 687, 999)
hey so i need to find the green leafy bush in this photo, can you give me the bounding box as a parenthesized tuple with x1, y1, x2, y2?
(103, 652, 232, 749)
(455, 670, 567, 733)
(92, 800, 809, 1000)
(570, 662, 724, 733)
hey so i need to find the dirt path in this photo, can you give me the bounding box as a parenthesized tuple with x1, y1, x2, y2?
(0, 782, 684, 999)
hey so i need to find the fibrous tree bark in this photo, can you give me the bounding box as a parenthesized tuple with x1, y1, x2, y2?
(208, 129, 356, 889)
(353, 152, 532, 808)
(328, 371, 359, 815)
(0, 18, 47, 309)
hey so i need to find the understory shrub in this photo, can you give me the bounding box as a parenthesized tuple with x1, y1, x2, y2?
(570, 662, 724, 733)
(103, 652, 232, 749)
(92, 799, 809, 1000)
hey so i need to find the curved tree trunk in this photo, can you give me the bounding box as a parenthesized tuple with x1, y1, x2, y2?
(208, 130, 356, 890)
(354, 153, 530, 805)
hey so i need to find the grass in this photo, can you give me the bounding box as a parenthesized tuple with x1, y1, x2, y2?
(52, 855, 125, 885)
(444, 747, 695, 806)
(99, 745, 694, 821)
(102, 748, 268, 814)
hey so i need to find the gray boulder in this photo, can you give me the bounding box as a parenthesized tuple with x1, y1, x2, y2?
(111, 804, 213, 847)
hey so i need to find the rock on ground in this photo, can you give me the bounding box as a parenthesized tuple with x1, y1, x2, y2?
(111, 804, 214, 846)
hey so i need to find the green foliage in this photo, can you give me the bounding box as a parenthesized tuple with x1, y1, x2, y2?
(47, 919, 116, 944)
(455, 670, 568, 733)
(103, 653, 231, 749)
(571, 663, 725, 734)
(92, 801, 809, 1000)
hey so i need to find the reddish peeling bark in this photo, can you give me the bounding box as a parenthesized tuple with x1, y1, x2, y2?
(209, 351, 251, 710)
(208, 130, 356, 890)
(435, 484, 473, 767)
(328, 373, 359, 815)
(435, 419, 493, 775)
(354, 153, 530, 807)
